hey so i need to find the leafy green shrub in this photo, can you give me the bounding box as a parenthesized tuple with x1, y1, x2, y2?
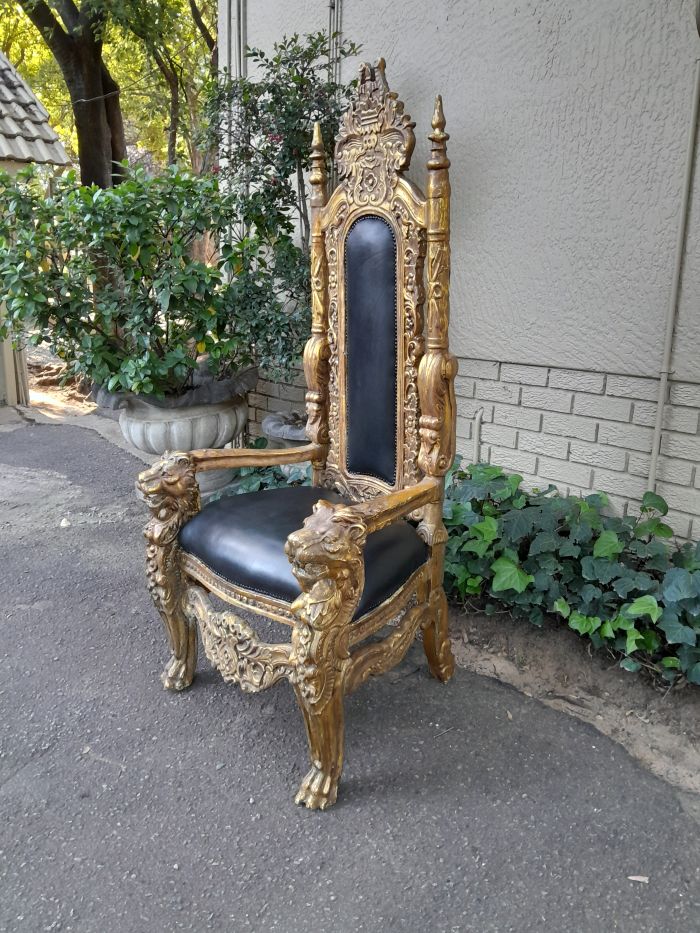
(0, 164, 310, 397)
(444, 463, 700, 685)
(202, 32, 360, 380)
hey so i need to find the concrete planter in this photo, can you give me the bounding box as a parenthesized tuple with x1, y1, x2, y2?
(261, 410, 308, 449)
(116, 367, 258, 493)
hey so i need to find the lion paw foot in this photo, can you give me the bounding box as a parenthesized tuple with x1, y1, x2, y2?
(161, 656, 194, 691)
(295, 765, 339, 810)
(426, 640, 455, 683)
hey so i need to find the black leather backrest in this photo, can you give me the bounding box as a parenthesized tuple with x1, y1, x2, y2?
(344, 215, 397, 485)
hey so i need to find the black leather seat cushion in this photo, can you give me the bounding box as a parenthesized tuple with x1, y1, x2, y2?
(179, 486, 428, 619)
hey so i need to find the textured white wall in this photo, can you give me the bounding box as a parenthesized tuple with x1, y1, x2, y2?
(242, 0, 700, 383)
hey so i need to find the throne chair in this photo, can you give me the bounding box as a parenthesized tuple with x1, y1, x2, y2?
(137, 59, 457, 810)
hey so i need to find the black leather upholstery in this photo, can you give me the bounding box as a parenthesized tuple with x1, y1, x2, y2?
(345, 215, 397, 485)
(179, 486, 428, 619)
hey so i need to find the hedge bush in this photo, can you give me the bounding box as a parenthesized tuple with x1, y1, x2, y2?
(223, 451, 700, 686)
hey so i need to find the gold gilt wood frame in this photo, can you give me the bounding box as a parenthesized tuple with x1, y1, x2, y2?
(136, 59, 457, 810)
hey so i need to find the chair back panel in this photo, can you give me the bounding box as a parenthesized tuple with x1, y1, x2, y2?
(304, 59, 455, 505)
(344, 214, 398, 485)
(318, 62, 427, 500)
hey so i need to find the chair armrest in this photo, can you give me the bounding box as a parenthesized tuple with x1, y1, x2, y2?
(190, 443, 322, 473)
(285, 478, 440, 615)
(337, 478, 440, 534)
(284, 480, 441, 706)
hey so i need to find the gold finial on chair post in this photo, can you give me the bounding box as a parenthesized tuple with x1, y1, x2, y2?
(418, 94, 457, 479)
(309, 121, 328, 208)
(428, 95, 450, 171)
(304, 121, 331, 480)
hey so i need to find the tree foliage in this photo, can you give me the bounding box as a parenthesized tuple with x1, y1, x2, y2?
(2, 0, 216, 178)
(205, 33, 359, 257)
(0, 165, 254, 395)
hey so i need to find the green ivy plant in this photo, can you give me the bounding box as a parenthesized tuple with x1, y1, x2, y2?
(444, 463, 700, 685)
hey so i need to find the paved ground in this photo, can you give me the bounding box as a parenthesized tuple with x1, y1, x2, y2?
(0, 419, 698, 933)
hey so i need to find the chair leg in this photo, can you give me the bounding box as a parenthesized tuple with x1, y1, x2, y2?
(159, 603, 197, 692)
(293, 683, 345, 810)
(423, 585, 455, 682)
(146, 542, 197, 691)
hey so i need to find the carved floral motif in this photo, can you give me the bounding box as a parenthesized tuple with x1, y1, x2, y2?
(186, 588, 294, 692)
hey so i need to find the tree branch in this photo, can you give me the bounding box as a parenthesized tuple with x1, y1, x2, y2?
(188, 0, 215, 52)
(53, 0, 80, 33)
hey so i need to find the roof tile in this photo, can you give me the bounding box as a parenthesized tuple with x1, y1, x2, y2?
(0, 51, 70, 166)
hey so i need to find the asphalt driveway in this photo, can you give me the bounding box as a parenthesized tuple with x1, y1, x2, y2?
(0, 420, 698, 932)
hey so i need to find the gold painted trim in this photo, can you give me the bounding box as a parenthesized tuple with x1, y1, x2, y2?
(182, 553, 298, 626)
(182, 551, 430, 646)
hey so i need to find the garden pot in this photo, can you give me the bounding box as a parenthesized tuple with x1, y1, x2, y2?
(117, 367, 258, 493)
(261, 410, 308, 449)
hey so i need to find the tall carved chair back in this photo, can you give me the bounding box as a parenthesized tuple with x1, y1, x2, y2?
(305, 59, 457, 523)
(136, 59, 457, 811)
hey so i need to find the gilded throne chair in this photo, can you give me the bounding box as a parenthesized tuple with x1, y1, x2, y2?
(137, 59, 457, 810)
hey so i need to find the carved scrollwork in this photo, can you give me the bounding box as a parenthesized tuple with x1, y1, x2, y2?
(285, 500, 367, 709)
(336, 58, 416, 207)
(345, 599, 424, 695)
(186, 587, 295, 693)
(394, 200, 426, 488)
(418, 348, 458, 476)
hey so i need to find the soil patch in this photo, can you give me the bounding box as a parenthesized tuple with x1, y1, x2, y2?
(450, 606, 700, 797)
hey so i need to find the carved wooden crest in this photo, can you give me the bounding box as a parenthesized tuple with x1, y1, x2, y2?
(335, 58, 416, 206)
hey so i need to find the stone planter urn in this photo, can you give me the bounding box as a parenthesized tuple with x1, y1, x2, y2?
(261, 410, 308, 449)
(117, 366, 258, 493)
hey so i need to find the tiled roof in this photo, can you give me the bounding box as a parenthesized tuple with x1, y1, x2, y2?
(0, 51, 70, 166)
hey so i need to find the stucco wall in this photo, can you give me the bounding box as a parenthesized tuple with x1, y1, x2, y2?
(226, 0, 700, 535)
(239, 0, 700, 381)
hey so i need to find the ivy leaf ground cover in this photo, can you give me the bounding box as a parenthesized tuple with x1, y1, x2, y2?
(444, 464, 700, 685)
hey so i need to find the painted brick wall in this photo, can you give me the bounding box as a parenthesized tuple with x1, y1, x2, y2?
(456, 359, 700, 540)
(248, 360, 700, 539)
(247, 369, 306, 438)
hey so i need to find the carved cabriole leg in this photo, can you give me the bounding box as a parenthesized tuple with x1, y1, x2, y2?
(292, 682, 345, 810)
(418, 502, 455, 683)
(136, 453, 201, 691)
(285, 501, 366, 810)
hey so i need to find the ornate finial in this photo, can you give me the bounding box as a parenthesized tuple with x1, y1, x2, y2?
(311, 121, 325, 156)
(309, 121, 327, 195)
(428, 95, 450, 170)
(334, 58, 416, 206)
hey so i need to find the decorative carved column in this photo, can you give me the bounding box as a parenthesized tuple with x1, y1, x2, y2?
(417, 96, 456, 682)
(418, 95, 457, 481)
(285, 500, 366, 809)
(137, 453, 201, 690)
(304, 122, 331, 484)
